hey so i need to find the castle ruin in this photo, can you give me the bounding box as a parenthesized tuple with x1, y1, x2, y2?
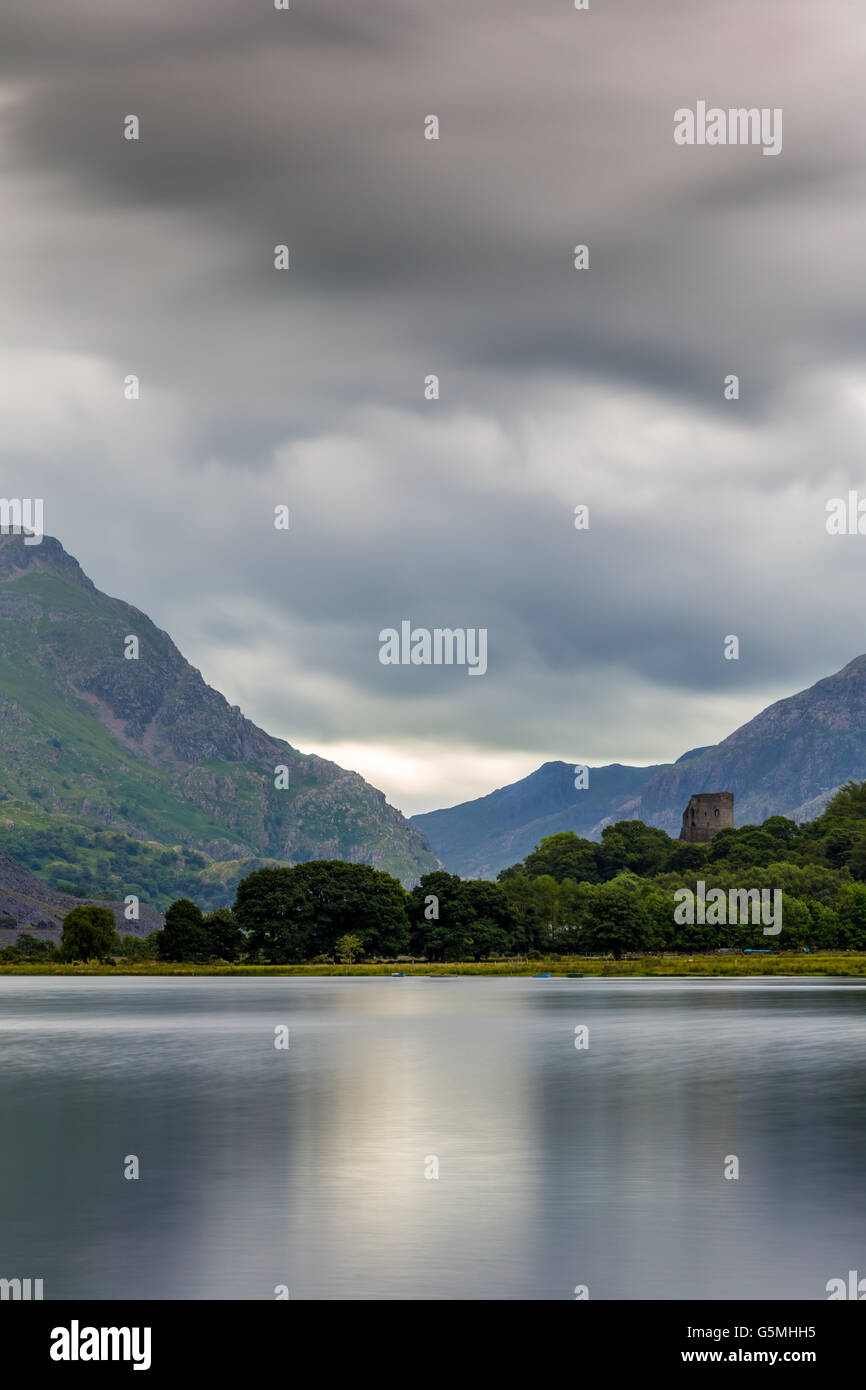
(679, 792, 734, 843)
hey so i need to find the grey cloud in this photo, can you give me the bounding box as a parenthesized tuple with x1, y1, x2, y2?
(1, 0, 864, 808)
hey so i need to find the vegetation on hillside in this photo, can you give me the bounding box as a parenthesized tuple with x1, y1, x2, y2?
(0, 537, 439, 885)
(8, 781, 866, 967)
(0, 821, 277, 912)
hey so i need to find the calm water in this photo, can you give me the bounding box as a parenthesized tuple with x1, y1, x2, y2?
(1, 976, 864, 1300)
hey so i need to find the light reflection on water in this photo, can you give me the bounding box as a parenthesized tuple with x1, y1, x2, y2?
(1, 976, 864, 1300)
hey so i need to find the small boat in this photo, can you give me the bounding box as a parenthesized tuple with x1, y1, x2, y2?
(567, 973, 584, 978)
(533, 972, 551, 978)
(391, 972, 405, 977)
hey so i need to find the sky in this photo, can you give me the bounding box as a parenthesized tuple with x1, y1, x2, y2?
(2, 1, 866, 814)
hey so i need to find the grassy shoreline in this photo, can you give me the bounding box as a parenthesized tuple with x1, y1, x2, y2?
(2, 953, 866, 977)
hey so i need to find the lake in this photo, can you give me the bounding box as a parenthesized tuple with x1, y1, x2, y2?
(1, 976, 864, 1300)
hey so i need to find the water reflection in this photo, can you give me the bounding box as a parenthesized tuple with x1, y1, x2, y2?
(0, 978, 863, 1299)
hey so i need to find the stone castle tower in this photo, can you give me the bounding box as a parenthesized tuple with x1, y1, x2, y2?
(679, 792, 734, 843)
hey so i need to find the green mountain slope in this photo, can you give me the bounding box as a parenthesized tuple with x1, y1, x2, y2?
(0, 531, 437, 897)
(0, 848, 164, 940)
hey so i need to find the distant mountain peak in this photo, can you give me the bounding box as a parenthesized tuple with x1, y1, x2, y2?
(629, 656, 866, 833)
(675, 745, 715, 764)
(0, 532, 437, 886)
(411, 760, 665, 878)
(0, 530, 95, 592)
(412, 654, 866, 876)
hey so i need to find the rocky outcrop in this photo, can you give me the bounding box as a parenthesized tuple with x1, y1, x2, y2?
(0, 851, 163, 941)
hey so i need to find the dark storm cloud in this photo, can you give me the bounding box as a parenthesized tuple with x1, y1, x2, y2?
(4, 0, 860, 425)
(1, 0, 865, 808)
(0, 0, 415, 70)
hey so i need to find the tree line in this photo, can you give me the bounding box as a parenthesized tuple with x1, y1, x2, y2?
(6, 781, 866, 963)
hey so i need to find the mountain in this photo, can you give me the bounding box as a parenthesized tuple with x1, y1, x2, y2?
(413, 655, 866, 877)
(0, 850, 163, 942)
(675, 745, 715, 764)
(411, 761, 664, 879)
(0, 531, 437, 896)
(629, 655, 866, 834)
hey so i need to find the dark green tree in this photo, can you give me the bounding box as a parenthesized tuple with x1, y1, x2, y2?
(580, 881, 650, 958)
(462, 879, 518, 959)
(117, 932, 160, 961)
(761, 816, 800, 848)
(9, 932, 58, 962)
(61, 905, 120, 962)
(203, 908, 244, 961)
(408, 871, 475, 960)
(834, 883, 866, 949)
(521, 832, 600, 885)
(233, 868, 310, 963)
(599, 821, 674, 878)
(235, 861, 409, 963)
(158, 898, 209, 962)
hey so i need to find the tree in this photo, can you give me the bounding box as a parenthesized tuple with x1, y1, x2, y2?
(663, 840, 706, 874)
(834, 883, 866, 949)
(761, 815, 800, 848)
(641, 888, 678, 951)
(599, 821, 674, 878)
(775, 894, 811, 948)
(816, 780, 866, 830)
(203, 908, 244, 961)
(521, 832, 600, 885)
(707, 826, 779, 869)
(335, 933, 364, 963)
(499, 874, 557, 954)
(801, 899, 842, 949)
(556, 879, 596, 950)
(580, 881, 650, 958)
(527, 874, 564, 955)
(158, 898, 209, 962)
(408, 871, 475, 960)
(233, 868, 310, 962)
(460, 880, 517, 958)
(820, 827, 857, 869)
(596, 831, 630, 880)
(10, 932, 58, 963)
(61, 906, 120, 962)
(847, 832, 866, 882)
(235, 861, 410, 963)
(117, 933, 160, 961)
